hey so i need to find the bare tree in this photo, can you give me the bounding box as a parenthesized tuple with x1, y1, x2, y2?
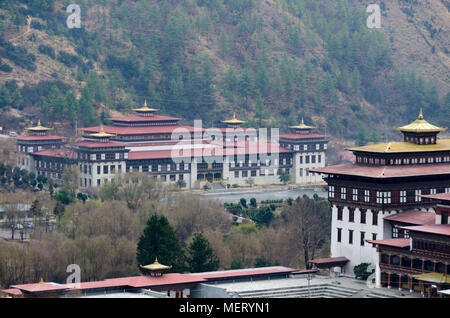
(282, 196, 331, 269)
(62, 165, 80, 196)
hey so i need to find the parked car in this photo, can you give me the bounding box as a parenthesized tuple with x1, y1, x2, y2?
(9, 131, 18, 137)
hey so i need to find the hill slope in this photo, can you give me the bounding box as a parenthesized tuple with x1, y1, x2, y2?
(0, 0, 448, 147)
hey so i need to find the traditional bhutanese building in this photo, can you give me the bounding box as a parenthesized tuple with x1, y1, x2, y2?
(310, 110, 450, 290)
(16, 120, 64, 172)
(16, 102, 328, 189)
(367, 192, 450, 297)
(279, 118, 328, 184)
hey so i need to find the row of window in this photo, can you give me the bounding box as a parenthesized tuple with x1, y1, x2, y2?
(356, 155, 450, 165)
(283, 143, 327, 152)
(336, 207, 378, 225)
(77, 152, 128, 161)
(336, 228, 375, 246)
(329, 186, 450, 204)
(230, 158, 291, 168)
(412, 239, 450, 255)
(299, 154, 322, 164)
(380, 254, 449, 273)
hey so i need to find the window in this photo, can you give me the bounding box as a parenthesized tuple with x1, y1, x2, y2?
(360, 232, 365, 246)
(372, 233, 377, 241)
(392, 226, 399, 238)
(415, 189, 422, 202)
(383, 192, 391, 204)
(328, 186, 335, 199)
(103, 166, 108, 174)
(376, 191, 383, 204)
(318, 155, 321, 163)
(360, 209, 366, 224)
(348, 208, 354, 222)
(305, 156, 310, 164)
(97, 166, 101, 174)
(299, 156, 303, 164)
(364, 190, 370, 203)
(337, 207, 343, 220)
(337, 228, 342, 242)
(234, 171, 239, 178)
(400, 190, 407, 203)
(349, 230, 353, 245)
(352, 189, 358, 201)
(372, 211, 378, 225)
(303, 145, 308, 151)
(316, 144, 320, 150)
(311, 155, 316, 164)
(340, 187, 346, 200)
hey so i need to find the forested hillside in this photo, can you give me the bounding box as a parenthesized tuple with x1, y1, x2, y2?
(0, 0, 448, 146)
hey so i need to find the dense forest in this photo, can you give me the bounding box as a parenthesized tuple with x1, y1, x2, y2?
(0, 0, 448, 146)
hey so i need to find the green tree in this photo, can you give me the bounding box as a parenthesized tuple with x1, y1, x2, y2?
(186, 232, 220, 273)
(136, 214, 186, 274)
(279, 170, 291, 185)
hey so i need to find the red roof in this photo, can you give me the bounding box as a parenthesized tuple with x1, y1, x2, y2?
(308, 257, 349, 265)
(366, 238, 410, 248)
(77, 273, 206, 290)
(16, 135, 63, 141)
(32, 148, 76, 159)
(1, 288, 23, 296)
(383, 210, 436, 225)
(280, 133, 328, 139)
(108, 114, 182, 122)
(399, 224, 450, 236)
(310, 163, 450, 179)
(422, 192, 450, 203)
(128, 142, 291, 160)
(189, 266, 296, 280)
(10, 282, 69, 293)
(71, 141, 126, 148)
(79, 125, 203, 136)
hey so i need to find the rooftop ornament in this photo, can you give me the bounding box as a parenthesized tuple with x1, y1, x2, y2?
(140, 258, 172, 277)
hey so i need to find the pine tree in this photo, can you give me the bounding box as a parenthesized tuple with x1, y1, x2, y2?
(136, 214, 186, 274)
(186, 232, 220, 273)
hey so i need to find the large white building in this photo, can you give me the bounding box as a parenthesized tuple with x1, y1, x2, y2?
(311, 110, 450, 287)
(16, 103, 328, 189)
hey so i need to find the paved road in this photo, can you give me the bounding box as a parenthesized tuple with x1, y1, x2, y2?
(198, 185, 327, 204)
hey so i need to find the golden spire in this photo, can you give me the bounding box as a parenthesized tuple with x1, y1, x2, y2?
(394, 109, 447, 133)
(133, 99, 158, 113)
(222, 112, 247, 124)
(88, 124, 115, 138)
(140, 257, 172, 271)
(39, 277, 44, 284)
(26, 119, 52, 132)
(289, 118, 316, 130)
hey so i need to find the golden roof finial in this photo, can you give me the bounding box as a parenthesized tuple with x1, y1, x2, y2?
(144, 99, 147, 107)
(222, 112, 247, 124)
(39, 277, 44, 284)
(394, 109, 447, 133)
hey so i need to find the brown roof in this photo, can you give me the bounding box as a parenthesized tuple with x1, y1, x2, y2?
(422, 192, 450, 203)
(366, 238, 410, 248)
(79, 125, 204, 136)
(32, 148, 76, 159)
(383, 210, 436, 225)
(310, 163, 450, 179)
(399, 224, 450, 237)
(308, 257, 349, 265)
